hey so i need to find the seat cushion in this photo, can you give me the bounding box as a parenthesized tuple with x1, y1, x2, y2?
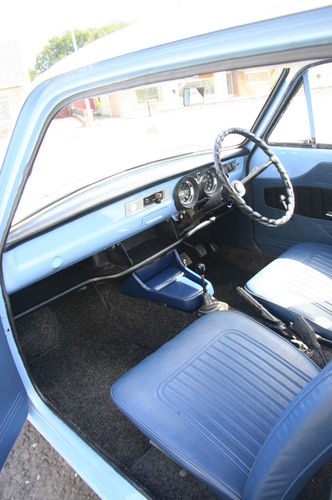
(245, 242, 332, 339)
(111, 310, 319, 500)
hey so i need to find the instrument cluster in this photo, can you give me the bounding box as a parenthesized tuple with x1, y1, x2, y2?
(173, 166, 221, 210)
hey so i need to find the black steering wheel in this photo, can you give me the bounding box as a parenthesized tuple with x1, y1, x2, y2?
(214, 128, 295, 227)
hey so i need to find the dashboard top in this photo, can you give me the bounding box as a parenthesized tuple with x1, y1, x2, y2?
(7, 148, 248, 249)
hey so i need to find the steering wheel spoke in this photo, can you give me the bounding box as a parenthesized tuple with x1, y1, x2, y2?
(214, 127, 295, 227)
(241, 159, 273, 185)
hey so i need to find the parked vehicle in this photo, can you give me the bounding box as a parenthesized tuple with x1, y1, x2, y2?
(1, 5, 332, 499)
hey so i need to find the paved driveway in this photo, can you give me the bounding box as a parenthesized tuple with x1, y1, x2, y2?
(0, 422, 99, 499)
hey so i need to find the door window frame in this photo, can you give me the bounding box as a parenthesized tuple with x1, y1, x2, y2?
(265, 59, 332, 150)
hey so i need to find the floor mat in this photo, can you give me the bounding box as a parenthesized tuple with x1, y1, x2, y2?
(130, 447, 217, 500)
(17, 284, 153, 468)
(15, 280, 195, 481)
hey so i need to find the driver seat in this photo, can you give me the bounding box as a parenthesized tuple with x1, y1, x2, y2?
(111, 310, 332, 499)
(245, 242, 332, 340)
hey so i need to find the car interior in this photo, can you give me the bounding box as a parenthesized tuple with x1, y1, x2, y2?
(4, 58, 332, 499)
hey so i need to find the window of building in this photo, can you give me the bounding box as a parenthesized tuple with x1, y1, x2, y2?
(136, 86, 161, 104)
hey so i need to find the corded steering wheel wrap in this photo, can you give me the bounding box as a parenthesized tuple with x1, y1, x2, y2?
(214, 127, 295, 227)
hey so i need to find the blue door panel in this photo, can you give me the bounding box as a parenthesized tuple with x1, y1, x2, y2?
(250, 146, 332, 255)
(0, 322, 28, 468)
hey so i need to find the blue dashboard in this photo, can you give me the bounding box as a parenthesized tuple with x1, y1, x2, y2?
(4, 151, 247, 294)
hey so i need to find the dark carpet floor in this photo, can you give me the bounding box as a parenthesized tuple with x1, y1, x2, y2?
(15, 246, 332, 499)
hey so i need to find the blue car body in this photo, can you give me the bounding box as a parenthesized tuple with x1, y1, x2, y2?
(1, 5, 332, 499)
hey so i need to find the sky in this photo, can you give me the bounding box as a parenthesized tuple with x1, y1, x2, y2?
(1, 0, 164, 68)
(0, 0, 331, 70)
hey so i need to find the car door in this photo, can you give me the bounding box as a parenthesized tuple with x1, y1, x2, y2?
(249, 60, 332, 255)
(0, 320, 28, 468)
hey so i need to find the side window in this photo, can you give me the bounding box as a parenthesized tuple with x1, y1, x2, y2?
(268, 84, 311, 145)
(309, 63, 332, 146)
(268, 62, 332, 147)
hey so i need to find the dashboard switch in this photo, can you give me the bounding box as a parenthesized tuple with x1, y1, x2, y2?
(144, 191, 163, 206)
(126, 188, 169, 216)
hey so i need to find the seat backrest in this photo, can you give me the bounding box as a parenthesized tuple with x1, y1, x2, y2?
(244, 360, 332, 500)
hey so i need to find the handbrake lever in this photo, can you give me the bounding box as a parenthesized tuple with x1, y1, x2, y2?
(237, 287, 327, 366)
(291, 316, 327, 366)
(236, 287, 290, 337)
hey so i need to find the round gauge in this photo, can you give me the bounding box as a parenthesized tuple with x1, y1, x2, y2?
(203, 169, 218, 195)
(178, 179, 195, 207)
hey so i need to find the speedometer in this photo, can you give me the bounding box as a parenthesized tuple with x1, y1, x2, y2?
(178, 179, 195, 207)
(202, 169, 218, 196)
(174, 176, 199, 209)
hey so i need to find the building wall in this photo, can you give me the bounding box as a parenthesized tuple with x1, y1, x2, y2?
(0, 86, 22, 137)
(0, 40, 29, 137)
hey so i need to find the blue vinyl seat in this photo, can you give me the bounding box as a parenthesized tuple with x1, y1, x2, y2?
(111, 310, 332, 499)
(245, 242, 332, 340)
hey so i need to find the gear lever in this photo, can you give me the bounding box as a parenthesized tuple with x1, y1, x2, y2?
(197, 263, 208, 293)
(197, 262, 228, 315)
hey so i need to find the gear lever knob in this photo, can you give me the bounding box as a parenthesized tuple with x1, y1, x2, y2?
(197, 263, 206, 276)
(197, 263, 207, 293)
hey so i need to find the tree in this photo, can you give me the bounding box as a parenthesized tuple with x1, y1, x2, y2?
(32, 22, 130, 77)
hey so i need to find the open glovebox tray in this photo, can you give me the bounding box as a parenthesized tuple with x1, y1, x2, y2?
(121, 249, 213, 311)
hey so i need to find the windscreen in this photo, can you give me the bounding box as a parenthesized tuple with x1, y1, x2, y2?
(14, 65, 283, 224)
